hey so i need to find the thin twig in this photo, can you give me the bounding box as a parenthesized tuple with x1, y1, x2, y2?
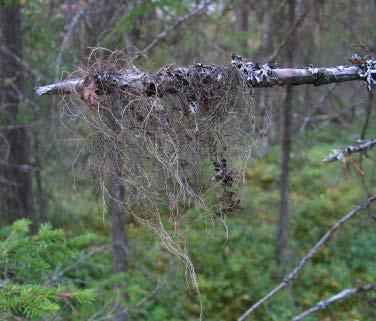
(323, 138, 376, 163)
(268, 3, 314, 63)
(291, 283, 376, 321)
(0, 45, 45, 81)
(90, 282, 165, 321)
(299, 83, 336, 132)
(238, 194, 376, 321)
(55, 0, 96, 79)
(137, 1, 212, 57)
(360, 91, 373, 139)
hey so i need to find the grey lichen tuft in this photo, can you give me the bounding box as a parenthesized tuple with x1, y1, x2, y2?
(358, 59, 376, 91)
(231, 54, 277, 87)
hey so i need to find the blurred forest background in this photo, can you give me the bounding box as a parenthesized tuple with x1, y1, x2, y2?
(0, 0, 376, 320)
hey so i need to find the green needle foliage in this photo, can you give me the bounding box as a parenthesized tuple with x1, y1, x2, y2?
(0, 219, 95, 320)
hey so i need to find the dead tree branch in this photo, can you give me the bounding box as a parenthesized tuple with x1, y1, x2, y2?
(268, 3, 313, 63)
(237, 194, 376, 321)
(323, 138, 376, 163)
(55, 0, 96, 78)
(34, 55, 376, 97)
(0, 45, 45, 81)
(291, 283, 376, 321)
(139, 1, 211, 56)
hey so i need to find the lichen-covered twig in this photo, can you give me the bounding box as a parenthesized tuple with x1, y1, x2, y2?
(34, 55, 376, 97)
(291, 283, 376, 321)
(237, 194, 376, 321)
(323, 138, 376, 163)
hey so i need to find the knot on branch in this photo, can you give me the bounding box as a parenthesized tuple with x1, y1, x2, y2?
(231, 54, 277, 87)
(358, 59, 376, 91)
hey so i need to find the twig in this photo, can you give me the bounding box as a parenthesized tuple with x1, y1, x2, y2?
(360, 91, 373, 139)
(138, 1, 211, 57)
(299, 83, 336, 132)
(237, 194, 376, 321)
(131, 282, 166, 310)
(268, 3, 313, 63)
(34, 78, 84, 96)
(291, 283, 376, 321)
(323, 138, 376, 163)
(90, 282, 165, 321)
(55, 0, 96, 79)
(0, 45, 45, 81)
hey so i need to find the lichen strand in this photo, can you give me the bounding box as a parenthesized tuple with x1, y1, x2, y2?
(73, 51, 257, 229)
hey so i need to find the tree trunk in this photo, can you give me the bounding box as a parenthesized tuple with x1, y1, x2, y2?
(0, 1, 34, 223)
(276, 0, 296, 265)
(234, 0, 249, 55)
(110, 172, 130, 321)
(256, 3, 272, 156)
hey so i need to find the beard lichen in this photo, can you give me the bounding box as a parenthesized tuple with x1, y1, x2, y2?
(63, 49, 260, 309)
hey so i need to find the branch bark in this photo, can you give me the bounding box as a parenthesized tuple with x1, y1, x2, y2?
(323, 138, 376, 163)
(34, 55, 376, 97)
(291, 283, 376, 321)
(238, 194, 376, 321)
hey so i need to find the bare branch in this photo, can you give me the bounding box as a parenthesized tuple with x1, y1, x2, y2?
(323, 138, 376, 163)
(299, 83, 336, 132)
(292, 283, 376, 321)
(34, 78, 84, 96)
(55, 0, 96, 78)
(0, 45, 45, 81)
(139, 1, 211, 56)
(268, 3, 313, 63)
(34, 55, 376, 97)
(238, 194, 376, 321)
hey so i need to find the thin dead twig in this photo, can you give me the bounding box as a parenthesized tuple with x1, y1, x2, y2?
(55, 0, 96, 79)
(292, 283, 376, 321)
(268, 3, 314, 63)
(139, 1, 212, 56)
(299, 83, 336, 132)
(238, 194, 376, 321)
(0, 45, 45, 81)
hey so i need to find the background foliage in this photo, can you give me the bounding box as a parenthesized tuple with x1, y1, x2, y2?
(0, 0, 375, 320)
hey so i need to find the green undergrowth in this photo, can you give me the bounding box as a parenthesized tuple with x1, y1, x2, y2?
(127, 127, 376, 321)
(25, 125, 376, 321)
